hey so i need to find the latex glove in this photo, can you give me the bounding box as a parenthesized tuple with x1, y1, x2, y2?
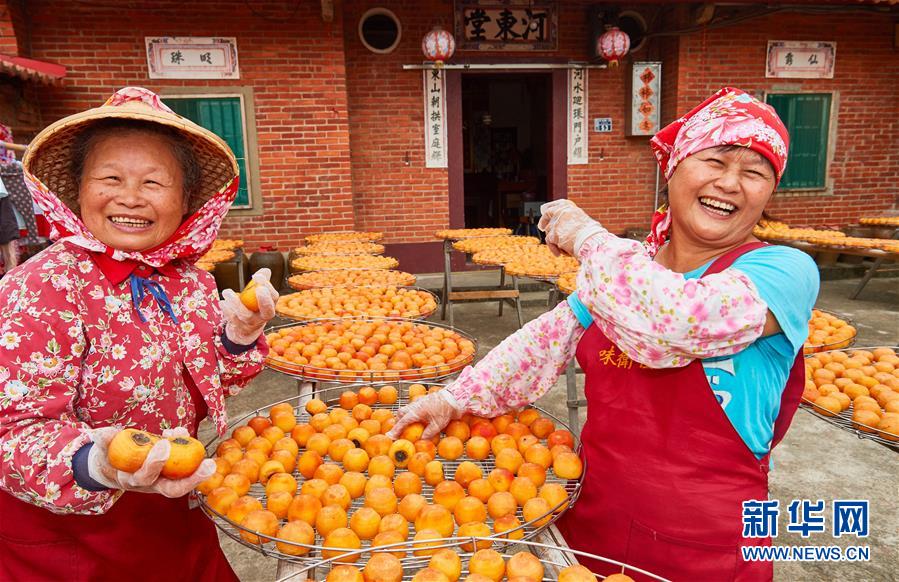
(221, 267, 280, 345)
(86, 427, 216, 498)
(537, 199, 606, 257)
(385, 391, 466, 441)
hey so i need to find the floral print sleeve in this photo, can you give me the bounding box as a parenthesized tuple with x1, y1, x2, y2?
(0, 267, 118, 515)
(575, 232, 768, 368)
(447, 302, 584, 417)
(202, 281, 268, 397)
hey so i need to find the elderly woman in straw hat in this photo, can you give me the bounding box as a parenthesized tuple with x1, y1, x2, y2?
(0, 87, 277, 580)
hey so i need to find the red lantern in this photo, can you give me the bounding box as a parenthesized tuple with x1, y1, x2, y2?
(597, 26, 630, 67)
(422, 26, 455, 67)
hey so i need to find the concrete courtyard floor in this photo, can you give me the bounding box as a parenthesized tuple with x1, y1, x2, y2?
(207, 272, 899, 582)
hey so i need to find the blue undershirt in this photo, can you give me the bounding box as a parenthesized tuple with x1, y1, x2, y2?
(570, 245, 819, 459)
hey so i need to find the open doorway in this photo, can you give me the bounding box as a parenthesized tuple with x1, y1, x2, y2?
(461, 74, 550, 234)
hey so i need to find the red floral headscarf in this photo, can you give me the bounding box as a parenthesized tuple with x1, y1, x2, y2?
(644, 87, 790, 256)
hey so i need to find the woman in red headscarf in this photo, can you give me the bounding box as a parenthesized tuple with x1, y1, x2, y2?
(389, 88, 819, 580)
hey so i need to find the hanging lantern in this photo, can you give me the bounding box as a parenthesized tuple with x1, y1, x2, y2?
(422, 26, 455, 67)
(597, 26, 630, 67)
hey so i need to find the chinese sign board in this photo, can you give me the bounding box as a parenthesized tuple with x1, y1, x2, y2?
(628, 62, 661, 136)
(146, 37, 240, 80)
(423, 69, 448, 168)
(568, 67, 588, 165)
(455, 1, 557, 51)
(766, 41, 835, 79)
(594, 118, 612, 133)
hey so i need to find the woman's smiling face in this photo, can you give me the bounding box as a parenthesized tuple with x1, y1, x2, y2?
(666, 145, 776, 248)
(78, 131, 187, 252)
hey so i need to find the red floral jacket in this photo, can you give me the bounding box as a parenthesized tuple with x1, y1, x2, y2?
(0, 88, 267, 515)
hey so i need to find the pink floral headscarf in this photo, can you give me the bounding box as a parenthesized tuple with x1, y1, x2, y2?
(23, 87, 239, 267)
(644, 87, 789, 256)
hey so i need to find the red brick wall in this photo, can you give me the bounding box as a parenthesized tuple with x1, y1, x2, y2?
(25, 0, 355, 251)
(18, 2, 899, 267)
(672, 11, 899, 227)
(0, 0, 18, 55)
(342, 1, 450, 244)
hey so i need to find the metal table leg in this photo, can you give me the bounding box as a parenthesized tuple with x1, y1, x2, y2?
(445, 241, 455, 328)
(513, 276, 523, 329)
(850, 256, 886, 300)
(565, 361, 579, 435)
(441, 239, 450, 320)
(498, 266, 506, 316)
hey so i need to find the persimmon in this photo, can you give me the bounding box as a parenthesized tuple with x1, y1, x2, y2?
(378, 385, 398, 405)
(196, 472, 224, 495)
(423, 460, 445, 487)
(226, 495, 263, 525)
(414, 439, 437, 458)
(107, 428, 159, 473)
(411, 568, 450, 582)
(433, 480, 465, 511)
(340, 471, 367, 499)
(291, 423, 316, 447)
(287, 493, 322, 524)
(523, 497, 552, 527)
(398, 493, 428, 522)
(306, 433, 332, 457)
(364, 434, 392, 458)
(365, 486, 398, 516)
(340, 391, 359, 410)
(493, 514, 523, 540)
(487, 468, 514, 492)
(240, 509, 279, 544)
(558, 564, 600, 581)
(368, 455, 396, 479)
(378, 513, 410, 540)
(239, 280, 260, 311)
(494, 448, 524, 474)
(315, 504, 348, 537)
(247, 416, 272, 435)
(553, 452, 583, 480)
(301, 478, 329, 500)
(489, 434, 517, 457)
(276, 520, 315, 556)
(342, 448, 371, 473)
(415, 504, 454, 537)
(518, 462, 547, 487)
(258, 459, 287, 484)
(326, 565, 364, 582)
(371, 531, 406, 559)
(265, 490, 293, 519)
(298, 450, 323, 479)
(322, 527, 362, 564)
(429, 549, 462, 582)
(314, 462, 345, 485)
(205, 486, 239, 515)
(305, 398, 328, 415)
(322, 483, 352, 510)
(394, 471, 423, 497)
(453, 496, 487, 526)
(509, 477, 538, 506)
(363, 552, 404, 582)
(231, 425, 256, 447)
(159, 435, 207, 480)
(364, 474, 393, 495)
(487, 491, 517, 518)
(221, 472, 252, 496)
(412, 529, 443, 557)
(539, 483, 569, 512)
(469, 549, 506, 582)
(458, 521, 492, 551)
(546, 429, 574, 449)
(230, 458, 261, 483)
(506, 551, 544, 581)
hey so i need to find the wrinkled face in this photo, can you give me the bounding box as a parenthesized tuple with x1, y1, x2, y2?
(667, 146, 776, 248)
(78, 131, 187, 252)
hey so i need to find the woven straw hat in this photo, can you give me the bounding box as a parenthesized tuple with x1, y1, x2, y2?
(23, 87, 238, 214)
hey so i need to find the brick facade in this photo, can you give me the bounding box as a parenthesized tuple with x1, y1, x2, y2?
(4, 1, 897, 270)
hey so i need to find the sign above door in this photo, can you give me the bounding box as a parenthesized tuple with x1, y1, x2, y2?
(454, 1, 558, 51)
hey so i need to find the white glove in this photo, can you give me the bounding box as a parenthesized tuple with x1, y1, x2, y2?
(385, 391, 466, 440)
(87, 426, 216, 498)
(537, 200, 606, 257)
(221, 268, 280, 345)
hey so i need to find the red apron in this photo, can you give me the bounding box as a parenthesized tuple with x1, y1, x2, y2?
(557, 242, 805, 581)
(0, 369, 237, 582)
